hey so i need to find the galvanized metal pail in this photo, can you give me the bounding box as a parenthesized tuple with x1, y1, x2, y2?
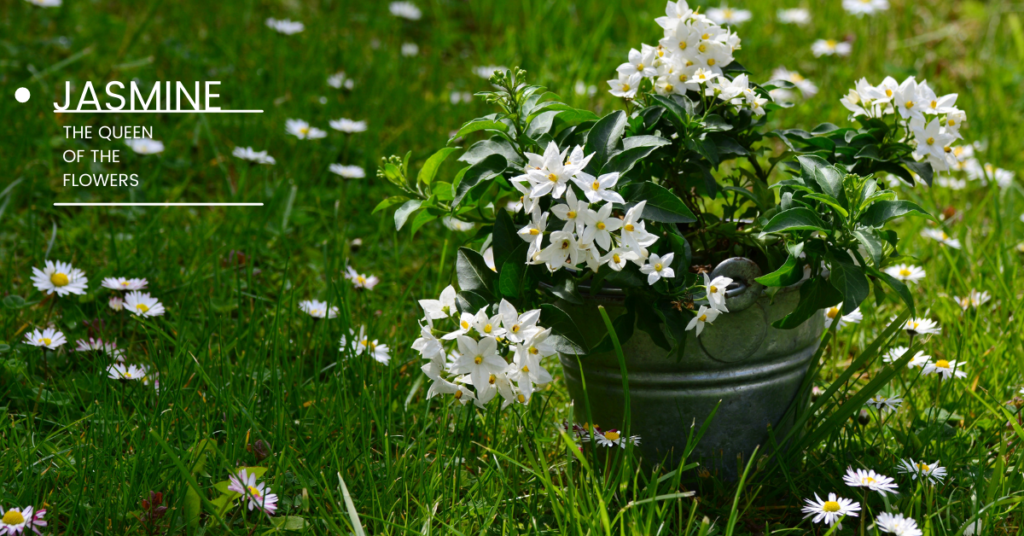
(557, 257, 824, 478)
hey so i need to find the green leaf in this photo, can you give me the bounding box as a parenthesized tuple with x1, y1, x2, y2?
(585, 110, 627, 171)
(417, 147, 460, 186)
(634, 298, 671, 351)
(456, 247, 497, 299)
(797, 155, 843, 199)
(773, 276, 842, 329)
(272, 516, 310, 531)
(828, 255, 870, 314)
(650, 95, 688, 131)
(602, 144, 662, 176)
(2, 295, 28, 310)
(409, 208, 443, 237)
(858, 200, 931, 227)
(622, 182, 697, 223)
(590, 308, 636, 354)
(448, 119, 508, 144)
(852, 228, 884, 266)
(453, 154, 507, 207)
(459, 137, 521, 166)
(431, 181, 454, 201)
(622, 135, 671, 150)
(525, 110, 561, 138)
(372, 195, 410, 215)
(803, 193, 849, 218)
(539, 303, 589, 355)
(902, 158, 933, 186)
(394, 200, 422, 231)
(492, 209, 522, 270)
(755, 255, 802, 287)
(762, 207, 828, 234)
(498, 253, 527, 299)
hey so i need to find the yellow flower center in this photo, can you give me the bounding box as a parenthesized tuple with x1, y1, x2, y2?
(698, 314, 707, 322)
(605, 431, 620, 441)
(706, 58, 716, 66)
(930, 100, 938, 109)
(39, 337, 52, 346)
(701, 33, 709, 39)
(522, 365, 529, 373)
(885, 88, 893, 97)
(548, 173, 558, 183)
(461, 320, 469, 329)
(935, 359, 950, 369)
(948, 119, 956, 127)
(300, 127, 309, 134)
(636, 63, 645, 70)
(560, 240, 571, 250)
(826, 40, 837, 47)
(624, 223, 634, 232)
(926, 137, 934, 145)
(904, 100, 914, 109)
(698, 44, 707, 53)
(567, 210, 577, 219)
(454, 389, 463, 399)
(592, 181, 600, 191)
(512, 325, 520, 333)
(944, 146, 952, 153)
(664, 83, 674, 92)
(621, 83, 631, 91)
(529, 346, 539, 355)
(2, 510, 25, 525)
(863, 476, 876, 484)
(918, 463, 930, 472)
(654, 263, 663, 271)
(488, 374, 496, 385)
(826, 308, 839, 319)
(679, 42, 687, 50)
(823, 501, 841, 513)
(136, 304, 150, 313)
(791, 73, 804, 82)
(596, 222, 606, 230)
(899, 268, 911, 277)
(679, 74, 687, 82)
(474, 355, 483, 365)
(709, 285, 718, 294)
(357, 276, 366, 284)
(612, 254, 621, 263)
(125, 372, 133, 378)
(50, 272, 70, 286)
(517, 393, 526, 403)
(529, 228, 540, 235)
(248, 485, 262, 499)
(121, 281, 130, 287)
(483, 323, 493, 334)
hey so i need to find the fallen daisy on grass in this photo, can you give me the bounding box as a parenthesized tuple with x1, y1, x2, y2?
(345, 266, 380, 290)
(285, 119, 327, 140)
(883, 346, 931, 368)
(866, 394, 903, 411)
(265, 17, 304, 35)
(875, 512, 922, 536)
(922, 358, 967, 380)
(124, 291, 165, 317)
(32, 259, 89, 296)
(228, 469, 279, 515)
(233, 147, 276, 165)
(125, 138, 164, 155)
(884, 264, 926, 283)
(812, 39, 852, 57)
(329, 164, 366, 179)
(299, 300, 338, 319)
(954, 289, 990, 310)
(921, 228, 961, 249)
(101, 277, 148, 291)
(707, 4, 752, 25)
(898, 459, 947, 484)
(801, 492, 860, 527)
(825, 304, 862, 329)
(24, 327, 67, 350)
(442, 216, 476, 232)
(771, 67, 818, 98)
(109, 296, 124, 311)
(25, 0, 62, 7)
(843, 0, 889, 16)
(0, 504, 47, 535)
(329, 118, 367, 133)
(902, 317, 941, 336)
(842, 467, 899, 496)
(401, 42, 419, 56)
(107, 363, 148, 381)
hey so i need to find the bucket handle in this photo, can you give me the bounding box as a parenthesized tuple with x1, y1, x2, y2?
(710, 257, 764, 313)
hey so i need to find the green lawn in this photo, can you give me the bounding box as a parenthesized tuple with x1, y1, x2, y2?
(2, 0, 1024, 534)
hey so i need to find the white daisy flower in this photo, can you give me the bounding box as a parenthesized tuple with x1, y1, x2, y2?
(329, 118, 367, 133)
(824, 304, 862, 329)
(233, 146, 276, 165)
(843, 0, 889, 16)
(125, 138, 164, 154)
(329, 164, 366, 179)
(707, 5, 752, 25)
(299, 299, 338, 319)
(24, 327, 66, 350)
(228, 468, 279, 515)
(961, 520, 982, 536)
(101, 277, 148, 291)
(883, 346, 930, 368)
(124, 291, 165, 317)
(875, 512, 922, 536)
(811, 39, 852, 57)
(920, 228, 961, 249)
(898, 459, 946, 484)
(777, 8, 810, 25)
(31, 259, 88, 296)
(922, 358, 967, 380)
(24, 0, 62, 6)
(265, 17, 304, 35)
(389, 1, 422, 20)
(341, 327, 391, 364)
(771, 67, 818, 98)
(327, 72, 355, 90)
(345, 266, 380, 290)
(842, 467, 899, 496)
(285, 119, 327, 140)
(801, 492, 860, 527)
(954, 289, 990, 310)
(400, 42, 419, 56)
(884, 264, 926, 283)
(107, 363, 148, 381)
(686, 305, 720, 337)
(74, 337, 125, 360)
(109, 295, 124, 311)
(593, 428, 640, 448)
(902, 317, 941, 336)
(0, 505, 47, 535)
(866, 394, 903, 411)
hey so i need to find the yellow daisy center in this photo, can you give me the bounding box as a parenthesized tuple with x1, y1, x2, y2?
(823, 501, 841, 513)
(50, 272, 70, 286)
(121, 281, 130, 287)
(300, 127, 309, 134)
(605, 431, 620, 441)
(357, 276, 366, 284)
(248, 485, 262, 499)
(125, 372, 133, 378)
(935, 359, 950, 369)
(826, 308, 839, 319)
(136, 303, 150, 313)
(474, 355, 483, 365)
(2, 510, 25, 525)
(918, 463, 930, 472)
(899, 268, 911, 277)
(39, 337, 52, 346)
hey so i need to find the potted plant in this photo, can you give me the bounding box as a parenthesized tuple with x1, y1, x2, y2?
(375, 4, 964, 475)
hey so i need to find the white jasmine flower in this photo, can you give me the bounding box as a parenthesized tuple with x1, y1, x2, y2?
(109, 296, 124, 311)
(883, 346, 930, 368)
(801, 493, 860, 527)
(499, 300, 541, 343)
(884, 264, 926, 283)
(777, 8, 810, 25)
(842, 467, 899, 496)
(345, 266, 380, 290)
(329, 118, 367, 133)
(898, 459, 946, 484)
(582, 203, 624, 251)
(426, 378, 475, 404)
(811, 39, 852, 57)
(24, 327, 66, 350)
(412, 324, 445, 362)
(640, 253, 675, 285)
(0, 505, 47, 535)
(961, 520, 982, 536)
(902, 317, 941, 336)
(124, 291, 165, 317)
(866, 394, 903, 411)
(525, 142, 585, 199)
(656, 0, 694, 29)
(32, 259, 88, 296)
(912, 118, 956, 162)
(265, 18, 304, 35)
(470, 307, 506, 339)
(330, 164, 366, 179)
(327, 72, 355, 90)
(573, 171, 625, 204)
(617, 46, 658, 78)
(518, 207, 549, 258)
(538, 230, 582, 271)
(843, 0, 889, 16)
(228, 468, 279, 515)
(707, 5, 751, 25)
(389, 1, 422, 20)
(125, 138, 164, 154)
(299, 299, 338, 319)
(620, 201, 658, 252)
(550, 190, 588, 235)
(920, 228, 961, 249)
(686, 305, 720, 337)
(603, 248, 639, 272)
(876, 512, 923, 536)
(418, 285, 458, 320)
(101, 277, 148, 291)
(442, 216, 475, 232)
(825, 304, 862, 329)
(922, 358, 967, 380)
(954, 289, 991, 310)
(107, 363, 148, 381)
(285, 119, 327, 140)
(442, 312, 475, 340)
(233, 146, 276, 165)
(450, 336, 506, 390)
(893, 78, 927, 122)
(703, 273, 733, 312)
(608, 72, 642, 99)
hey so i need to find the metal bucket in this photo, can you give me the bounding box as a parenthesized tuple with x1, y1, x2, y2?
(557, 257, 824, 478)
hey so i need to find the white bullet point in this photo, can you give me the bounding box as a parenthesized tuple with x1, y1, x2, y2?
(15, 87, 31, 103)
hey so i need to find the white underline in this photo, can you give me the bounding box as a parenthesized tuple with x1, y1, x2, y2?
(53, 110, 263, 114)
(54, 203, 264, 207)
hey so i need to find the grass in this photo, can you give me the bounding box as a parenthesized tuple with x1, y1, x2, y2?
(3, 0, 1024, 534)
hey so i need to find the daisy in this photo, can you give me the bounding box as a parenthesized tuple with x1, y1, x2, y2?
(883, 346, 931, 368)
(285, 119, 327, 140)
(922, 358, 967, 380)
(875, 512, 922, 536)
(109, 295, 124, 311)
(707, 5, 752, 25)
(770, 67, 818, 98)
(593, 428, 640, 448)
(124, 291, 165, 317)
(954, 289, 990, 310)
(902, 317, 941, 336)
(345, 266, 380, 290)
(327, 72, 355, 90)
(329, 164, 366, 179)
(811, 39, 852, 57)
(107, 363, 148, 381)
(25, 0, 62, 6)
(400, 42, 419, 56)
(842, 467, 899, 495)
(920, 228, 961, 249)
(824, 304, 862, 329)
(801, 493, 860, 527)
(232, 146, 276, 165)
(389, 1, 422, 20)
(898, 459, 946, 484)
(299, 299, 338, 319)
(884, 264, 926, 283)
(777, 8, 810, 24)
(75, 337, 125, 360)
(329, 118, 367, 133)
(101, 277, 148, 291)
(866, 394, 903, 411)
(0, 505, 47, 535)
(31, 259, 88, 296)
(686, 305, 720, 337)
(341, 326, 391, 364)
(362, 338, 391, 364)
(24, 327, 66, 350)
(843, 0, 889, 16)
(228, 469, 279, 515)
(125, 138, 164, 154)
(265, 18, 304, 35)
(640, 253, 675, 285)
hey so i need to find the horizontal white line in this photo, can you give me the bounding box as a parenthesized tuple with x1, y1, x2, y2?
(53, 110, 264, 114)
(54, 203, 264, 207)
